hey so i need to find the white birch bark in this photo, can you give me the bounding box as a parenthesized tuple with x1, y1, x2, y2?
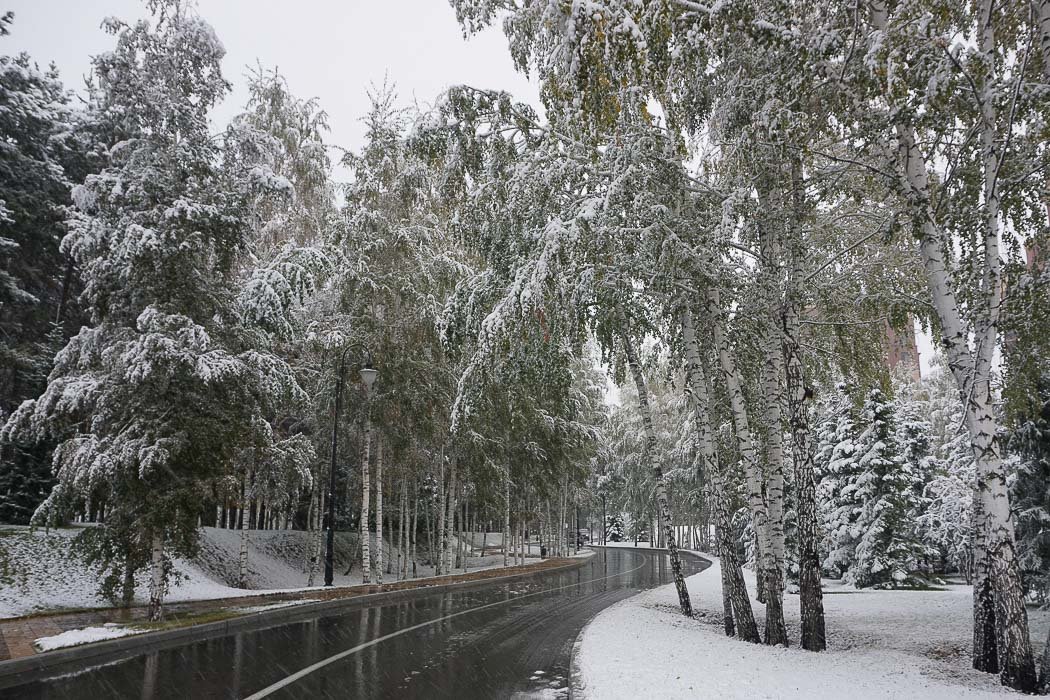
(361, 410, 372, 585)
(238, 489, 250, 589)
(503, 470, 510, 568)
(702, 285, 787, 642)
(307, 485, 322, 587)
(681, 308, 760, 641)
(868, 1, 1035, 688)
(375, 437, 384, 585)
(147, 533, 165, 621)
(443, 452, 458, 574)
(436, 450, 446, 576)
(398, 478, 406, 581)
(623, 331, 693, 616)
(780, 167, 827, 651)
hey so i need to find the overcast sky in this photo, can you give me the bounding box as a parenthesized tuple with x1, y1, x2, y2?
(3, 0, 539, 157)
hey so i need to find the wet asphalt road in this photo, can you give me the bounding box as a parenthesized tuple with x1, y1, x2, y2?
(4, 547, 708, 700)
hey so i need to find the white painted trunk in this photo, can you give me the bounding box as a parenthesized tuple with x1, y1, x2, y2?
(703, 285, 785, 643)
(623, 332, 692, 616)
(307, 486, 322, 587)
(870, 1, 1034, 686)
(681, 308, 759, 641)
(503, 471, 510, 568)
(375, 437, 384, 585)
(436, 450, 446, 576)
(148, 533, 164, 621)
(361, 413, 372, 585)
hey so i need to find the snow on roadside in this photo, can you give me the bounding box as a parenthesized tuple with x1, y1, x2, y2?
(1, 525, 550, 618)
(33, 624, 144, 652)
(577, 554, 1048, 699)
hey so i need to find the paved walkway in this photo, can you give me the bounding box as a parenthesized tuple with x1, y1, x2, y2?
(0, 557, 574, 662)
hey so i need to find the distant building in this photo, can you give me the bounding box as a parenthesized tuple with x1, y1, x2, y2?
(883, 317, 921, 383)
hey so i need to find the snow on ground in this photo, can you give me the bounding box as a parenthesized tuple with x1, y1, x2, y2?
(33, 624, 144, 652)
(0, 525, 544, 618)
(577, 554, 1050, 699)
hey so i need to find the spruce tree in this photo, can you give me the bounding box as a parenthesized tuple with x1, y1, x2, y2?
(849, 388, 926, 588)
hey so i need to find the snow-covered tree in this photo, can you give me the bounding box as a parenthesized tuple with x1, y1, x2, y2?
(847, 388, 926, 588)
(1, 1, 300, 620)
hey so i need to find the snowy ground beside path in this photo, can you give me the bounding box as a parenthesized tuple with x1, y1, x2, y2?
(33, 623, 144, 652)
(0, 525, 542, 618)
(577, 554, 1050, 699)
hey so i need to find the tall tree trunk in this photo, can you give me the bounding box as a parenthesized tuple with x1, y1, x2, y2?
(121, 546, 135, 608)
(444, 452, 457, 574)
(623, 331, 692, 617)
(869, 1, 1036, 688)
(398, 478, 406, 581)
(375, 437, 384, 585)
(462, 496, 470, 570)
(147, 533, 165, 622)
(682, 308, 759, 641)
(702, 286, 786, 642)
(410, 485, 418, 579)
(436, 449, 446, 576)
(361, 410, 372, 585)
(559, 474, 568, 558)
(307, 484, 323, 587)
(781, 159, 827, 652)
(755, 185, 791, 648)
(238, 477, 250, 589)
(504, 468, 511, 567)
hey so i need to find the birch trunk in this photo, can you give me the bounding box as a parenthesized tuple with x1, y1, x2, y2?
(375, 437, 384, 585)
(869, 1, 1035, 688)
(436, 450, 446, 576)
(361, 410, 372, 585)
(444, 452, 458, 574)
(238, 479, 250, 589)
(781, 159, 827, 651)
(559, 475, 568, 558)
(398, 478, 406, 581)
(703, 286, 786, 642)
(682, 308, 760, 641)
(307, 485, 323, 587)
(623, 331, 692, 616)
(147, 533, 164, 621)
(410, 487, 418, 579)
(504, 468, 511, 567)
(462, 497, 470, 570)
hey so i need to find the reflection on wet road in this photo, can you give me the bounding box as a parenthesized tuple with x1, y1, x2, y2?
(5, 547, 708, 699)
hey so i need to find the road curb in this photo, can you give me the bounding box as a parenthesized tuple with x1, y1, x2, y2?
(0, 552, 594, 688)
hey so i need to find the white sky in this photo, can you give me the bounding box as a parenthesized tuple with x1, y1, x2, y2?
(3, 0, 540, 159)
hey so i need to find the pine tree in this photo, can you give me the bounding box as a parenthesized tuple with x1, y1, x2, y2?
(817, 389, 862, 579)
(0, 12, 97, 524)
(848, 388, 926, 589)
(0, 1, 298, 620)
(1010, 372, 1050, 605)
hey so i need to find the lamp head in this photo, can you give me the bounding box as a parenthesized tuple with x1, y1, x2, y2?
(359, 363, 378, 390)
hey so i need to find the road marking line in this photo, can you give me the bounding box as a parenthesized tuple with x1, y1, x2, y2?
(244, 551, 651, 699)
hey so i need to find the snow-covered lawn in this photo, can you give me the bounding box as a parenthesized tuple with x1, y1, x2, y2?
(33, 623, 144, 652)
(0, 525, 546, 618)
(577, 554, 1050, 699)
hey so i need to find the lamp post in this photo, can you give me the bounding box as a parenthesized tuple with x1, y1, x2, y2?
(325, 344, 378, 587)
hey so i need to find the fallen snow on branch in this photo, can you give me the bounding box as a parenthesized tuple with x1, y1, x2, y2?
(34, 624, 144, 652)
(577, 554, 1050, 699)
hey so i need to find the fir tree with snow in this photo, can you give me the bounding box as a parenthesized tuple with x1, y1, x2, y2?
(848, 387, 927, 589)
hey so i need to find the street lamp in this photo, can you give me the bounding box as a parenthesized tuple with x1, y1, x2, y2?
(325, 343, 377, 587)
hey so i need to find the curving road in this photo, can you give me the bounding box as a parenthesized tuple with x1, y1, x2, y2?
(6, 547, 708, 699)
